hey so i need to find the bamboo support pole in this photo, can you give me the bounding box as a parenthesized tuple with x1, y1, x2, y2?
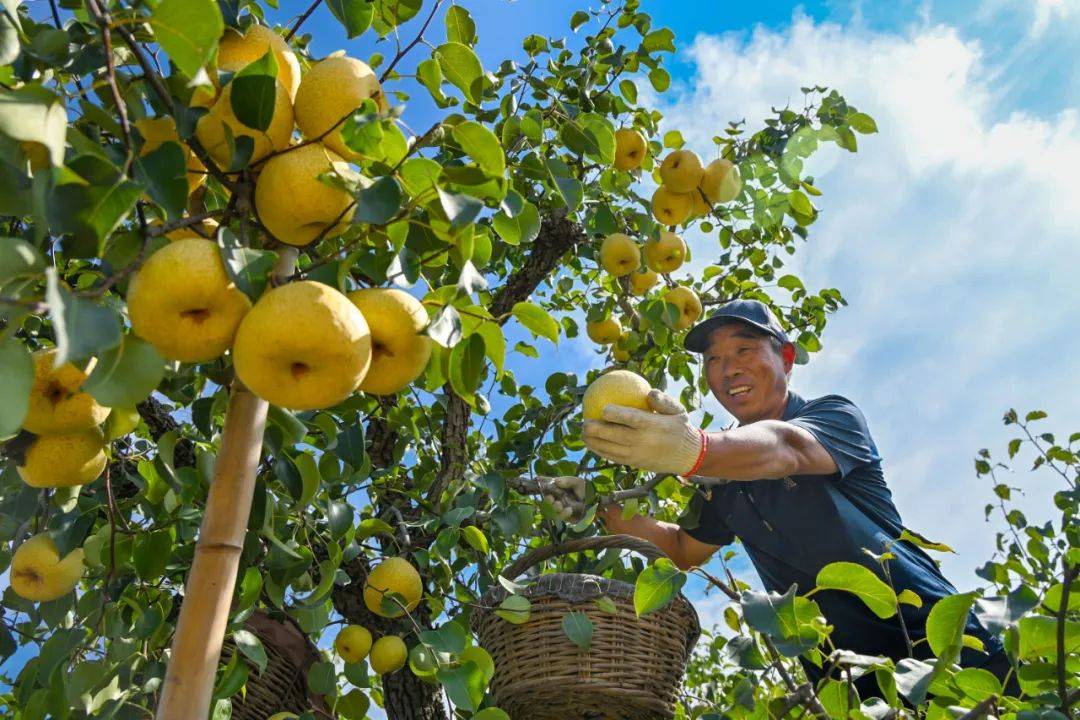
(156, 249, 297, 720)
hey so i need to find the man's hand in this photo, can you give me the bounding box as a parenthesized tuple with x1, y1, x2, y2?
(537, 475, 587, 521)
(582, 389, 706, 476)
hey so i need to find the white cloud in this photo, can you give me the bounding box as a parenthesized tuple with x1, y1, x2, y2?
(1031, 0, 1077, 37)
(651, 16, 1080, 589)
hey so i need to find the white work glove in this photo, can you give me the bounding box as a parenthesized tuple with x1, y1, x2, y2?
(537, 475, 587, 521)
(582, 389, 706, 476)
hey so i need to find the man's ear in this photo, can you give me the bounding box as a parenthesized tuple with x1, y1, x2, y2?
(781, 343, 796, 371)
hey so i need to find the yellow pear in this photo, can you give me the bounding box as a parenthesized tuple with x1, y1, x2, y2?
(612, 343, 631, 363)
(22, 349, 110, 435)
(651, 186, 693, 226)
(659, 149, 704, 193)
(294, 55, 388, 161)
(629, 268, 659, 296)
(664, 286, 703, 330)
(645, 231, 687, 274)
(582, 369, 651, 420)
(233, 281, 372, 410)
(18, 426, 107, 488)
(10, 533, 85, 602)
(218, 25, 301, 100)
(127, 238, 252, 363)
(133, 116, 207, 193)
(586, 317, 622, 345)
(370, 636, 408, 674)
(194, 78, 293, 167)
(347, 288, 432, 395)
(334, 625, 373, 664)
(699, 158, 742, 204)
(254, 144, 354, 246)
(363, 556, 422, 618)
(598, 233, 640, 276)
(613, 128, 647, 171)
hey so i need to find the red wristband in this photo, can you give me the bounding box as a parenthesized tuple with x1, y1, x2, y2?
(682, 429, 708, 478)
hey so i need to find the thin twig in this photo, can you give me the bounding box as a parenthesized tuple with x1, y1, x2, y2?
(49, 0, 85, 93)
(378, 0, 446, 82)
(285, 0, 323, 41)
(1057, 560, 1076, 713)
(86, 0, 133, 171)
(146, 209, 224, 238)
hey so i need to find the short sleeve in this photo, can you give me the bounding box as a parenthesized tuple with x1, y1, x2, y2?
(680, 487, 736, 547)
(787, 394, 877, 479)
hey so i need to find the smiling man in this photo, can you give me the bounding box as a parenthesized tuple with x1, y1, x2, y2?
(579, 299, 1013, 695)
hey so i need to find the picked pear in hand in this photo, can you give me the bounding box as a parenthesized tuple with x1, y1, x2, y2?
(582, 369, 652, 420)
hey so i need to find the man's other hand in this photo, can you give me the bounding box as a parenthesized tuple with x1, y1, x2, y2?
(582, 389, 706, 476)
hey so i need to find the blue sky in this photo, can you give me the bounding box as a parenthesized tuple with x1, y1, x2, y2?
(8, 0, 1080, 709)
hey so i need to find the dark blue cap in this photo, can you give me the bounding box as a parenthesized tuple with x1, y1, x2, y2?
(683, 299, 809, 364)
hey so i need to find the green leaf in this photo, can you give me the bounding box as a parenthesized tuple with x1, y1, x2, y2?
(815, 561, 897, 619)
(135, 141, 188, 220)
(48, 155, 141, 254)
(420, 621, 468, 654)
(45, 269, 122, 366)
(327, 0, 375, 38)
(619, 79, 638, 104)
(0, 85, 67, 168)
(0, 237, 43, 286)
(491, 200, 539, 245)
(474, 710, 511, 720)
(354, 176, 402, 225)
(663, 130, 684, 149)
(373, 0, 421, 36)
(218, 227, 277, 300)
(337, 688, 370, 719)
(133, 528, 173, 580)
(230, 48, 279, 133)
(570, 10, 589, 30)
(562, 611, 593, 649)
(435, 42, 484, 105)
(642, 28, 675, 52)
(849, 112, 878, 134)
(634, 558, 686, 616)
(778, 274, 804, 292)
(306, 660, 336, 695)
(894, 658, 934, 705)
(741, 585, 826, 657)
(436, 662, 484, 712)
(83, 335, 165, 408)
(461, 525, 488, 553)
(436, 187, 482, 229)
(150, 0, 224, 78)
(0, 335, 32, 438)
(926, 592, 976, 663)
(788, 189, 814, 216)
(512, 302, 559, 345)
(973, 585, 1039, 634)
(416, 58, 449, 106)
(494, 594, 530, 624)
(292, 452, 321, 508)
(452, 121, 505, 177)
(449, 333, 485, 402)
(545, 157, 583, 211)
(897, 589, 923, 608)
(648, 68, 670, 92)
(899, 529, 955, 553)
(326, 501, 353, 539)
(1017, 615, 1080, 659)
(953, 667, 1001, 702)
(231, 629, 269, 676)
(445, 5, 476, 45)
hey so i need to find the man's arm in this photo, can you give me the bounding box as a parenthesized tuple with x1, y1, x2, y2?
(599, 504, 720, 571)
(696, 420, 838, 481)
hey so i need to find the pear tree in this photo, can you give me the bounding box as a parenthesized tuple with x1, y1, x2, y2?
(2, 2, 1072, 720)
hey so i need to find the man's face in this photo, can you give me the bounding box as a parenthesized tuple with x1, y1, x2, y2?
(703, 323, 791, 424)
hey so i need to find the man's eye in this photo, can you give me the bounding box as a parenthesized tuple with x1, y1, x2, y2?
(738, 347, 749, 354)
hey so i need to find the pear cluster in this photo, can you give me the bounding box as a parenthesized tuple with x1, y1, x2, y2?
(334, 625, 408, 675)
(652, 148, 743, 227)
(589, 230, 703, 365)
(123, 26, 434, 411)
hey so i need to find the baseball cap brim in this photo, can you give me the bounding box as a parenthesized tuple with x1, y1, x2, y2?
(684, 315, 810, 364)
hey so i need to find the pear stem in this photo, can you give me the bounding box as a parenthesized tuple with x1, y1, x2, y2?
(155, 251, 296, 720)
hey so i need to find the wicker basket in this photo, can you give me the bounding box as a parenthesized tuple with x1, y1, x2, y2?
(471, 535, 701, 720)
(223, 610, 329, 720)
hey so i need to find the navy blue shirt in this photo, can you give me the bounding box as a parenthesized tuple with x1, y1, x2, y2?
(683, 391, 1001, 666)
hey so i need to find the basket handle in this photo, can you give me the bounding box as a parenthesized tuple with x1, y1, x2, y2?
(499, 534, 670, 581)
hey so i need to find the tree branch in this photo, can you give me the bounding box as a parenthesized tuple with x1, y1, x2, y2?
(379, 0, 446, 83)
(286, 0, 323, 41)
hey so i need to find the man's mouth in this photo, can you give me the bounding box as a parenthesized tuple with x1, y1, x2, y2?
(728, 385, 752, 397)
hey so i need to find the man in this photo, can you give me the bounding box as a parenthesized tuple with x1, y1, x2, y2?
(575, 299, 1012, 694)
